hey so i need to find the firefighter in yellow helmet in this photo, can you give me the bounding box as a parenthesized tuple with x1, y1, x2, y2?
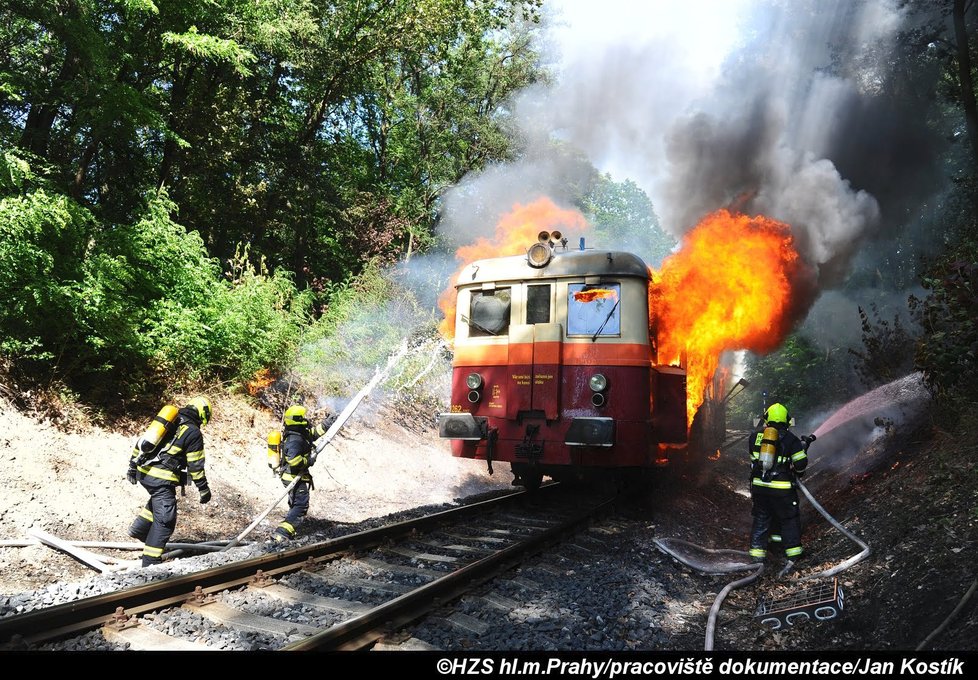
(127, 396, 213, 567)
(747, 402, 813, 570)
(270, 404, 335, 542)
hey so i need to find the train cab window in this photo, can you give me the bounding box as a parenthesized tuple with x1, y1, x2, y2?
(526, 284, 552, 324)
(467, 288, 511, 337)
(567, 283, 621, 338)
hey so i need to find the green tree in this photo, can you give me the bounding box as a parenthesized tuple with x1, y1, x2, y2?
(581, 174, 676, 267)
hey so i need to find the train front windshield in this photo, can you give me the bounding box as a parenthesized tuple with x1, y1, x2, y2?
(567, 283, 621, 337)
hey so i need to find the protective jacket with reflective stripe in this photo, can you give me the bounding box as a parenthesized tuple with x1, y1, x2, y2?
(134, 407, 207, 490)
(280, 422, 327, 482)
(749, 424, 807, 491)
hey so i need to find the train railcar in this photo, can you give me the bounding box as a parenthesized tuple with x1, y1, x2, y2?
(438, 233, 688, 490)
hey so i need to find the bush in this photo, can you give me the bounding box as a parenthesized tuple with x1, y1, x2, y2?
(0, 189, 97, 362)
(0, 157, 313, 395)
(296, 260, 433, 398)
(849, 303, 917, 389)
(909, 237, 978, 409)
(729, 333, 858, 427)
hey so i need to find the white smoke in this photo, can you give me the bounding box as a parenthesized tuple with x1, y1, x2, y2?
(438, 0, 928, 292)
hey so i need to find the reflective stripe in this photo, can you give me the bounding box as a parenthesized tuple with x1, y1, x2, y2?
(749, 548, 767, 557)
(139, 466, 179, 482)
(139, 509, 154, 521)
(791, 451, 807, 462)
(186, 450, 205, 462)
(278, 521, 295, 536)
(281, 473, 311, 482)
(752, 478, 793, 489)
(786, 546, 803, 557)
(190, 470, 205, 480)
(770, 534, 782, 542)
(286, 454, 306, 466)
(142, 545, 164, 557)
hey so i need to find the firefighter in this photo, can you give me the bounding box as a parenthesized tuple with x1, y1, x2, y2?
(127, 397, 213, 567)
(747, 402, 812, 568)
(270, 405, 336, 542)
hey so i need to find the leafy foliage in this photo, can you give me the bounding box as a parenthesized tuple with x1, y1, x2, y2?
(849, 303, 918, 389)
(909, 236, 978, 407)
(0, 157, 311, 393)
(729, 334, 859, 428)
(0, 1, 543, 399)
(296, 260, 434, 398)
(581, 174, 677, 267)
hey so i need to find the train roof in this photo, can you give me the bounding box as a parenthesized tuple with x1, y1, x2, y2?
(453, 249, 650, 287)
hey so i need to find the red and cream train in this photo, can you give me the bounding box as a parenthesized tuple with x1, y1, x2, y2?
(438, 232, 689, 489)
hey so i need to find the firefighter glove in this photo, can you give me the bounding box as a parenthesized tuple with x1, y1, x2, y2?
(198, 485, 212, 504)
(126, 465, 138, 485)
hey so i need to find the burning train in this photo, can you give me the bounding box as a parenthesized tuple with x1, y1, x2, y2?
(437, 231, 690, 489)
(436, 197, 812, 490)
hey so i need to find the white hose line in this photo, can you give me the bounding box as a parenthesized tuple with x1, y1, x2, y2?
(221, 340, 409, 553)
(705, 564, 765, 651)
(663, 478, 872, 651)
(796, 479, 871, 581)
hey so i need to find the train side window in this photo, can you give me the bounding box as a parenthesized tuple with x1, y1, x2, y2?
(567, 283, 621, 337)
(526, 284, 552, 324)
(467, 288, 511, 337)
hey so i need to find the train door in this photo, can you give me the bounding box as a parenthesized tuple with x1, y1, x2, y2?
(507, 283, 560, 421)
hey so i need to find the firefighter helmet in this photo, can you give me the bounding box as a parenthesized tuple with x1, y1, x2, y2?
(765, 402, 789, 425)
(284, 404, 308, 426)
(188, 396, 212, 426)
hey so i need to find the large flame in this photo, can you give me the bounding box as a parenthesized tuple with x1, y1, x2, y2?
(651, 209, 812, 424)
(437, 197, 589, 340)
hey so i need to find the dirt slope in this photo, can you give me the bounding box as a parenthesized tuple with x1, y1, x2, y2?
(0, 391, 509, 594)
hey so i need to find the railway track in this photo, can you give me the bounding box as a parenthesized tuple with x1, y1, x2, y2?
(0, 484, 616, 651)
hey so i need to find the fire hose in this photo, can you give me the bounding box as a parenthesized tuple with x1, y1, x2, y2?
(220, 341, 408, 552)
(655, 476, 871, 651)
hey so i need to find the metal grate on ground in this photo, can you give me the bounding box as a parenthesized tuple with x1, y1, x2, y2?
(755, 578, 845, 629)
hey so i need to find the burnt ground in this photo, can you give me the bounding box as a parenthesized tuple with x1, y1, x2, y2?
(647, 413, 978, 652)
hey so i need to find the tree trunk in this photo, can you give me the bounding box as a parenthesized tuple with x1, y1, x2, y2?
(953, 0, 978, 166)
(18, 48, 81, 159)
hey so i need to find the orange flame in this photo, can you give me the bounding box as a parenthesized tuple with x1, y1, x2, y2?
(437, 197, 589, 340)
(573, 288, 619, 303)
(651, 209, 813, 424)
(246, 368, 276, 396)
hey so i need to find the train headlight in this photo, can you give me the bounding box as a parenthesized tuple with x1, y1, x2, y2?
(526, 242, 553, 268)
(467, 390, 482, 403)
(466, 373, 483, 390)
(589, 373, 608, 392)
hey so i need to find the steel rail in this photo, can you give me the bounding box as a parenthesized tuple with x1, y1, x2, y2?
(282, 494, 617, 651)
(0, 486, 556, 646)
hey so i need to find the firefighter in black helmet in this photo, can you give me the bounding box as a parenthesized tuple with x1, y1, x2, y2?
(748, 402, 812, 569)
(127, 396, 213, 567)
(271, 404, 335, 542)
